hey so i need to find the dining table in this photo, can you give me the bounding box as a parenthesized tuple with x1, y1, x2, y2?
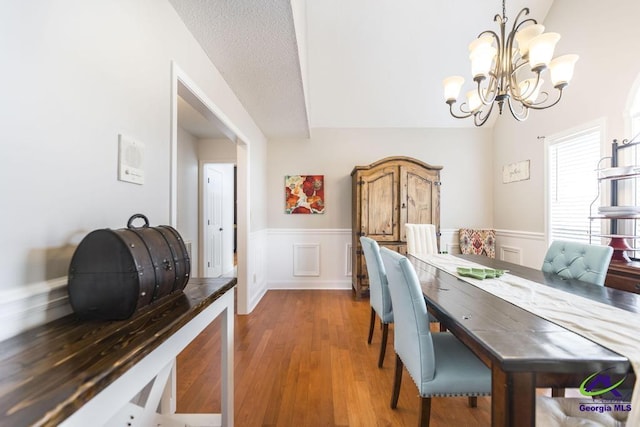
(409, 253, 639, 427)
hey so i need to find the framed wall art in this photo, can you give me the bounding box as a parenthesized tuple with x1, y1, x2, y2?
(285, 175, 325, 214)
(502, 160, 530, 184)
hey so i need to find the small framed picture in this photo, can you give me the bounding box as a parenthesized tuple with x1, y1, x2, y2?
(503, 160, 530, 183)
(285, 175, 325, 214)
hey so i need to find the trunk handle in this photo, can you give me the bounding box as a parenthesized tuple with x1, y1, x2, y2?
(127, 213, 150, 229)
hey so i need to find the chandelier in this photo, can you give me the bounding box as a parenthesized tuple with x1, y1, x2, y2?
(443, 0, 579, 126)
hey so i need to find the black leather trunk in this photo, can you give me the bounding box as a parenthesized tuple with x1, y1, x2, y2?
(68, 214, 191, 320)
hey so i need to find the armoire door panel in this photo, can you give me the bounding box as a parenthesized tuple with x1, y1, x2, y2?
(400, 166, 440, 241)
(361, 168, 398, 241)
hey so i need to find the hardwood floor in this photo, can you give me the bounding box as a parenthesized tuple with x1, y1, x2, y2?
(176, 290, 491, 426)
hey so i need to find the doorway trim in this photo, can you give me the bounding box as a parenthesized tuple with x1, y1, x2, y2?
(170, 61, 251, 314)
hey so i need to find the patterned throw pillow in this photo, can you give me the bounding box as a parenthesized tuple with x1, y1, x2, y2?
(459, 229, 496, 258)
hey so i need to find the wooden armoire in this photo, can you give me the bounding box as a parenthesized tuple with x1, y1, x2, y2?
(351, 156, 442, 297)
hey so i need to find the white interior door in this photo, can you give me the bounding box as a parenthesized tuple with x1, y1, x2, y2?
(205, 166, 224, 277)
(203, 163, 235, 278)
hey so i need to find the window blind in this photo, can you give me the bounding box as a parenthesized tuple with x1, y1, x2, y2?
(548, 127, 601, 243)
(632, 114, 640, 240)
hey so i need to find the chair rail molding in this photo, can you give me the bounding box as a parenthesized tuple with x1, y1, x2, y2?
(495, 229, 546, 240)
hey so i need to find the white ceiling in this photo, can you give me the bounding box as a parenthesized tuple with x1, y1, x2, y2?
(170, 0, 555, 139)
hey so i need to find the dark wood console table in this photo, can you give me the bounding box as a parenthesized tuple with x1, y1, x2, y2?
(0, 277, 236, 427)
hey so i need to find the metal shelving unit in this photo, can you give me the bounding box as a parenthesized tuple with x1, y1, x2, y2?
(590, 139, 640, 261)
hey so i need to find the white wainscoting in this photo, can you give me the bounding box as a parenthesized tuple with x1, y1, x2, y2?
(345, 243, 353, 276)
(440, 228, 547, 268)
(248, 228, 269, 312)
(265, 228, 549, 290)
(267, 229, 352, 290)
(440, 228, 462, 254)
(495, 229, 547, 268)
(292, 243, 321, 276)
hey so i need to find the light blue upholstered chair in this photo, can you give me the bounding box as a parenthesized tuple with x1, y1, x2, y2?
(360, 236, 394, 367)
(380, 247, 491, 427)
(542, 240, 614, 398)
(541, 240, 613, 286)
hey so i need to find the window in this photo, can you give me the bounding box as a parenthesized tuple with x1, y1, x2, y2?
(628, 80, 640, 243)
(631, 79, 640, 137)
(547, 125, 603, 244)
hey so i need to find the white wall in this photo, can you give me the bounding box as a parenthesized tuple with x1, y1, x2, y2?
(268, 128, 494, 229)
(492, 0, 640, 267)
(266, 127, 494, 287)
(199, 138, 238, 163)
(177, 126, 200, 275)
(0, 0, 268, 338)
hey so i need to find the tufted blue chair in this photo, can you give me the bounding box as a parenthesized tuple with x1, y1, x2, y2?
(541, 240, 613, 286)
(380, 247, 491, 427)
(542, 240, 614, 398)
(360, 236, 394, 367)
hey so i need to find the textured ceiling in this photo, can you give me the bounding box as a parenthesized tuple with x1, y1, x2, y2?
(169, 0, 309, 139)
(170, 0, 556, 138)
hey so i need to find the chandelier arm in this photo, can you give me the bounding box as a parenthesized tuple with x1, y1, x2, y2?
(520, 90, 550, 107)
(522, 88, 564, 110)
(476, 77, 499, 105)
(506, 96, 530, 121)
(511, 60, 529, 74)
(511, 70, 542, 103)
(478, 31, 502, 100)
(474, 102, 496, 126)
(478, 29, 500, 40)
(447, 101, 475, 119)
(513, 17, 537, 33)
(511, 8, 532, 30)
(510, 15, 538, 63)
(503, 23, 518, 101)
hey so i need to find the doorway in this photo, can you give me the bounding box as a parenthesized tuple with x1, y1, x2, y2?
(170, 61, 251, 314)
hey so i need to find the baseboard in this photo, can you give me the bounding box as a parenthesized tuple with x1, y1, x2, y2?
(268, 280, 351, 290)
(248, 281, 268, 312)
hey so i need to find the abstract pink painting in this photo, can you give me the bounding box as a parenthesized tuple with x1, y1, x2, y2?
(285, 175, 325, 214)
